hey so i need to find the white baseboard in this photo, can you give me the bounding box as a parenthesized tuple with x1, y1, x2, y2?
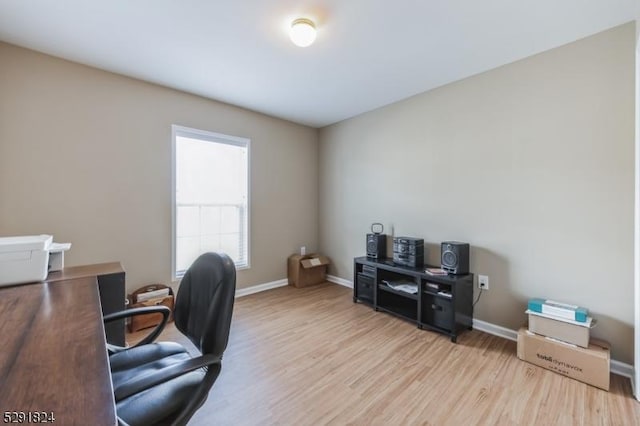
(610, 360, 635, 380)
(235, 278, 288, 298)
(237, 275, 351, 298)
(472, 319, 518, 342)
(472, 319, 634, 379)
(327, 274, 353, 288)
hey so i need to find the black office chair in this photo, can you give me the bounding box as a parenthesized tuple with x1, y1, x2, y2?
(105, 252, 236, 426)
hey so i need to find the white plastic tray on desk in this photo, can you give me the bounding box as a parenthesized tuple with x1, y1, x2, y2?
(0, 235, 52, 287)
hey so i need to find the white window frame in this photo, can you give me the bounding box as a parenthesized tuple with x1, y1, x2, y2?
(171, 124, 251, 281)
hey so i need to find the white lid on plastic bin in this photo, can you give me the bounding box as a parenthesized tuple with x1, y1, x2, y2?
(0, 235, 53, 253)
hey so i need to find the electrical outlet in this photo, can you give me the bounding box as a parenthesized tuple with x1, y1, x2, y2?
(478, 275, 489, 290)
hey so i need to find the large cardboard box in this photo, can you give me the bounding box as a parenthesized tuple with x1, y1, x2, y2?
(527, 310, 593, 348)
(288, 254, 330, 288)
(516, 327, 610, 390)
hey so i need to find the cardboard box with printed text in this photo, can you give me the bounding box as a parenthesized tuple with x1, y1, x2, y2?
(516, 327, 610, 391)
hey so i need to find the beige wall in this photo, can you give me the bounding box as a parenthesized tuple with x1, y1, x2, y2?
(319, 23, 635, 363)
(0, 42, 319, 293)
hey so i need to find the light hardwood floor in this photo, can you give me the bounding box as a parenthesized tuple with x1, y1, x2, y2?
(127, 283, 640, 425)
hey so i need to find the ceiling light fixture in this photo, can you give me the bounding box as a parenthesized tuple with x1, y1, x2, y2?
(290, 18, 316, 47)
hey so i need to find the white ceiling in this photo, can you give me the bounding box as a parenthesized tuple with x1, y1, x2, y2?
(0, 1, 636, 128)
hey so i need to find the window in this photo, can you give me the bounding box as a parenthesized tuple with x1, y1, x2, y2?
(172, 125, 250, 279)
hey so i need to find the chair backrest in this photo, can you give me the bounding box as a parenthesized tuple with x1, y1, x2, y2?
(173, 252, 236, 357)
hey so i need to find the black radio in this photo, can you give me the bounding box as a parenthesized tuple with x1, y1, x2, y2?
(393, 237, 424, 255)
(393, 237, 424, 268)
(393, 253, 424, 268)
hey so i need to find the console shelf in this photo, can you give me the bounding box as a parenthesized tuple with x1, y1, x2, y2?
(378, 283, 419, 300)
(353, 256, 474, 343)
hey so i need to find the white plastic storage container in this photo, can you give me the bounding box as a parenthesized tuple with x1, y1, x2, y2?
(0, 235, 53, 287)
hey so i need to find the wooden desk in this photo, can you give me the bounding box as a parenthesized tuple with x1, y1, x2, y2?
(48, 263, 126, 346)
(0, 277, 117, 425)
(46, 262, 125, 282)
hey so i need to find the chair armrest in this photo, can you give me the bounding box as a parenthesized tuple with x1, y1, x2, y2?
(104, 306, 171, 350)
(104, 306, 171, 323)
(114, 354, 221, 402)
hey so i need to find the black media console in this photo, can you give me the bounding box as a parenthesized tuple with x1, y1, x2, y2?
(353, 256, 474, 343)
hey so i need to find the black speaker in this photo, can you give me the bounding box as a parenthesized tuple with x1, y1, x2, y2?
(367, 233, 386, 259)
(441, 241, 469, 275)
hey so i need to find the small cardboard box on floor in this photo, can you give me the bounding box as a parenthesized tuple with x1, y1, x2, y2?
(517, 327, 610, 391)
(288, 254, 330, 288)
